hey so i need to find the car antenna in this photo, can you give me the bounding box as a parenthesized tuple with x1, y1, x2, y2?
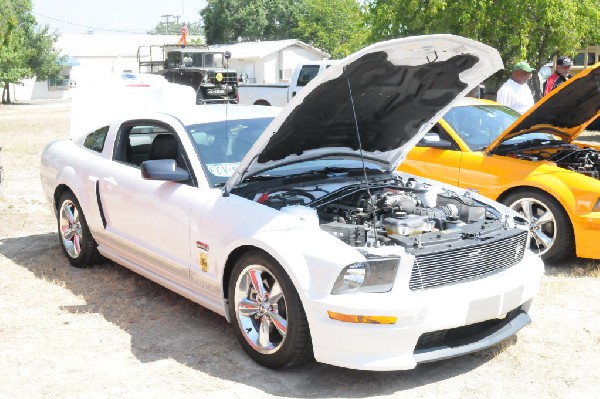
(346, 74, 380, 247)
(222, 51, 232, 197)
(224, 51, 232, 132)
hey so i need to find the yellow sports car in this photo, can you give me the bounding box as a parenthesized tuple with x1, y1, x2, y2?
(400, 63, 600, 263)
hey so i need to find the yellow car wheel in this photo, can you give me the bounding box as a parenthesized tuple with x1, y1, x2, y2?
(502, 190, 574, 264)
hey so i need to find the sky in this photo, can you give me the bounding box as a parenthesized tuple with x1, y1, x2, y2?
(32, 0, 207, 34)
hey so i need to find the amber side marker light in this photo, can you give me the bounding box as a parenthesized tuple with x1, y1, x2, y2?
(327, 311, 397, 325)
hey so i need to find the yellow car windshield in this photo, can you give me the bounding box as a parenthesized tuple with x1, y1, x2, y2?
(444, 105, 519, 151)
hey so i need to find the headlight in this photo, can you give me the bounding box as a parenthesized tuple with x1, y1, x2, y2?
(331, 257, 400, 295)
(593, 198, 600, 212)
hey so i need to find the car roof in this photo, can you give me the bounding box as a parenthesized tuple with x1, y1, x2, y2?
(177, 105, 282, 125)
(124, 104, 283, 127)
(451, 97, 500, 107)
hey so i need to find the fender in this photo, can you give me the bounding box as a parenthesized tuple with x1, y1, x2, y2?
(45, 140, 107, 233)
(218, 223, 363, 295)
(499, 169, 600, 218)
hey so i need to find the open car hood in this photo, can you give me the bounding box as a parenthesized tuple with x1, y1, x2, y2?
(486, 62, 600, 152)
(226, 35, 502, 191)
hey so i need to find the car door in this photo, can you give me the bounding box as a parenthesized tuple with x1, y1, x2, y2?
(98, 120, 196, 280)
(400, 124, 462, 186)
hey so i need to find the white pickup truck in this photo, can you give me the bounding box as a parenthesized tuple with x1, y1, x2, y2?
(237, 60, 338, 106)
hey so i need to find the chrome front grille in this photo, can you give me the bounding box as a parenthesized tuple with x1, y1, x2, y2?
(409, 231, 528, 290)
(209, 71, 238, 85)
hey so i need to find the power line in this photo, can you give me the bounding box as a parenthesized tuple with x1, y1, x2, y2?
(33, 12, 149, 34)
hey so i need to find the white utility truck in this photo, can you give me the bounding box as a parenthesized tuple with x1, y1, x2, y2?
(237, 60, 338, 106)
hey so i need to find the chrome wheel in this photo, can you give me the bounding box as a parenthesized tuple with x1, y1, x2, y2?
(503, 190, 573, 263)
(59, 198, 83, 259)
(508, 197, 556, 257)
(233, 264, 287, 354)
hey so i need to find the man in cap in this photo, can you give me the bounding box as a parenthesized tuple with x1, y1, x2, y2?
(496, 61, 535, 114)
(543, 56, 573, 96)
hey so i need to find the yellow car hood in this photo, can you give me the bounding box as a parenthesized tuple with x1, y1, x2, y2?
(486, 62, 600, 153)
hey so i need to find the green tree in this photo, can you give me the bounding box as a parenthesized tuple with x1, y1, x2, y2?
(262, 0, 305, 41)
(200, 0, 368, 57)
(148, 21, 203, 36)
(201, 0, 267, 44)
(200, 0, 304, 44)
(365, 0, 600, 91)
(0, 0, 62, 103)
(294, 0, 368, 58)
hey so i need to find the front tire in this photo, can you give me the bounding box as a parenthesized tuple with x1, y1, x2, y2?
(228, 251, 313, 369)
(502, 190, 574, 263)
(57, 191, 101, 268)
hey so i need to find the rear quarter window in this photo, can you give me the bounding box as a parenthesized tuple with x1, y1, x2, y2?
(83, 126, 109, 153)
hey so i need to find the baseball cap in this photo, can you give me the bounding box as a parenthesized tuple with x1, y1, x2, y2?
(557, 56, 572, 66)
(512, 61, 535, 73)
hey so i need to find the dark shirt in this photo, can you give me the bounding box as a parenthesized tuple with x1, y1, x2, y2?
(543, 72, 572, 96)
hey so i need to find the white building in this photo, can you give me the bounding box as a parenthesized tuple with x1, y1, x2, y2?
(212, 39, 330, 84)
(12, 34, 329, 101)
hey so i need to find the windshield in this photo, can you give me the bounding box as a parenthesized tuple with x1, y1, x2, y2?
(444, 104, 520, 150)
(251, 158, 387, 179)
(187, 117, 274, 186)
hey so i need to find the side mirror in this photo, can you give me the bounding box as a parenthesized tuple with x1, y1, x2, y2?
(240, 72, 248, 84)
(141, 159, 190, 182)
(417, 132, 453, 148)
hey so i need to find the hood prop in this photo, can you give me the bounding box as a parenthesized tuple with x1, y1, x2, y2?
(346, 74, 380, 247)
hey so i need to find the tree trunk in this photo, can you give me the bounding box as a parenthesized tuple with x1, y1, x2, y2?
(5, 82, 12, 104)
(2, 82, 12, 104)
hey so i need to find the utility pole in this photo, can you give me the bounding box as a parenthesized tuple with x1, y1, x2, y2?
(161, 14, 174, 34)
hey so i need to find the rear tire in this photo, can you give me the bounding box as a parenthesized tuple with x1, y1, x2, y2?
(57, 191, 101, 268)
(502, 190, 574, 263)
(196, 89, 205, 104)
(228, 251, 313, 369)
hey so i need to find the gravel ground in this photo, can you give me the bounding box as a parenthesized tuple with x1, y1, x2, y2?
(0, 100, 599, 399)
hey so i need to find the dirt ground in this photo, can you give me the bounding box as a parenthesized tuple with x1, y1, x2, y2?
(1, 100, 599, 399)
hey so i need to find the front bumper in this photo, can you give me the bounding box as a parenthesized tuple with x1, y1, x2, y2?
(302, 251, 544, 371)
(573, 213, 600, 259)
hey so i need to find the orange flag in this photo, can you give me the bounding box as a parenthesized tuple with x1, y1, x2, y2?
(177, 23, 189, 46)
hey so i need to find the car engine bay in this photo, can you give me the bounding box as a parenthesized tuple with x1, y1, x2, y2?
(236, 173, 526, 257)
(495, 139, 600, 180)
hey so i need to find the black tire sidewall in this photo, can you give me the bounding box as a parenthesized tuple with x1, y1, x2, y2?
(57, 191, 99, 268)
(228, 251, 311, 369)
(503, 190, 574, 263)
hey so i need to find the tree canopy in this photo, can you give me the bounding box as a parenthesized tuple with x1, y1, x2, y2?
(294, 0, 368, 58)
(365, 0, 600, 89)
(199, 0, 599, 91)
(199, 0, 366, 58)
(0, 0, 62, 103)
(201, 0, 304, 44)
(148, 21, 203, 36)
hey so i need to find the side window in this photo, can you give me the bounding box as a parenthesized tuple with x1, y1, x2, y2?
(296, 65, 320, 87)
(116, 122, 195, 185)
(118, 124, 169, 166)
(83, 126, 109, 153)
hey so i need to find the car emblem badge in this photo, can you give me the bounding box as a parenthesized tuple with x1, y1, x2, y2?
(196, 241, 210, 272)
(515, 243, 524, 260)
